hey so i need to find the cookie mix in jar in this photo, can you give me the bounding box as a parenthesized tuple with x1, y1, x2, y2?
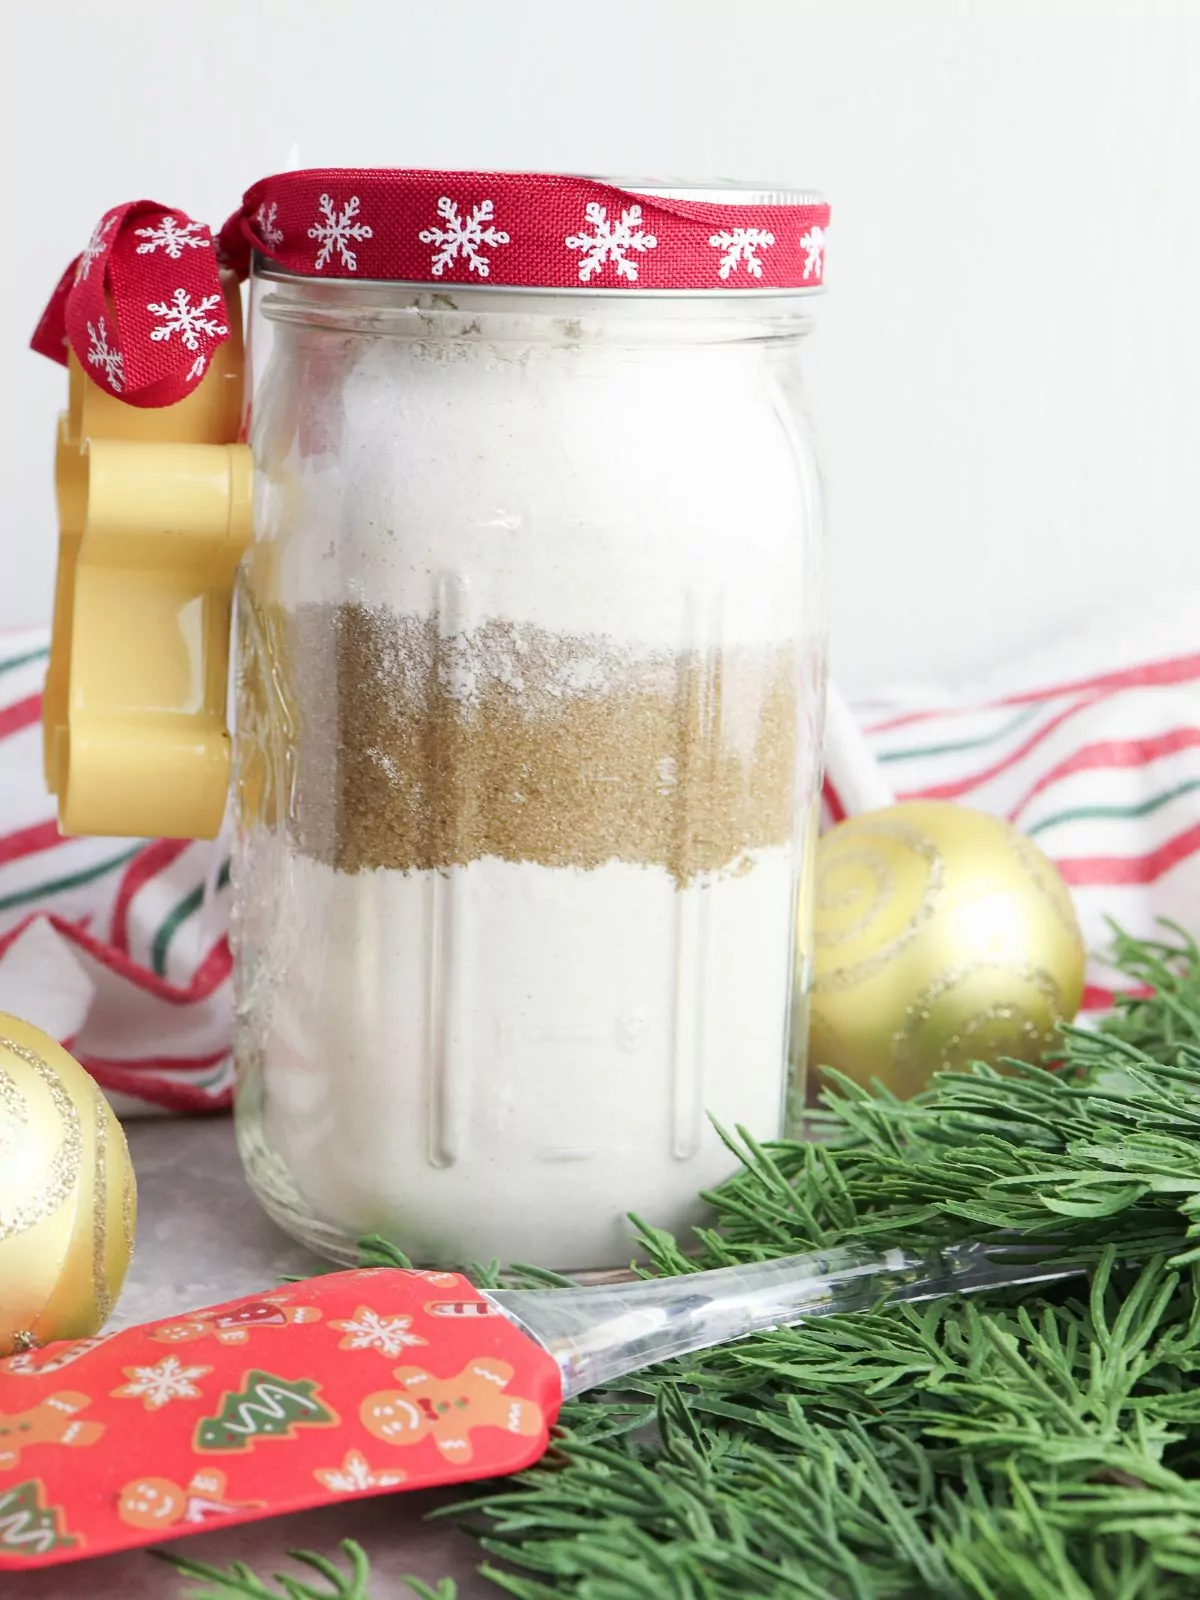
(35, 169, 831, 1270)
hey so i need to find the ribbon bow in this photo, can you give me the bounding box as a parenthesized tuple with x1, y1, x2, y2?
(32, 201, 232, 409)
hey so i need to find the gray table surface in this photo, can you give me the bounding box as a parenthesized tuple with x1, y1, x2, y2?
(11, 1118, 496, 1600)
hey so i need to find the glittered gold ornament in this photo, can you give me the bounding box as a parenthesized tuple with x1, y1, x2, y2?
(807, 801, 1086, 1099)
(0, 1014, 136, 1357)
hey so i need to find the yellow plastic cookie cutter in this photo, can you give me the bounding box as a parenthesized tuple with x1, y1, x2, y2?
(44, 275, 252, 841)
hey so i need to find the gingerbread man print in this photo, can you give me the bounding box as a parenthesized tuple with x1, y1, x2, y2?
(0, 1393, 104, 1473)
(361, 1358, 544, 1466)
(117, 1469, 263, 1532)
(151, 1296, 321, 1347)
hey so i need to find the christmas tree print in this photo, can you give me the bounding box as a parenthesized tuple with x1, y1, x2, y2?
(0, 1481, 75, 1558)
(194, 1371, 338, 1454)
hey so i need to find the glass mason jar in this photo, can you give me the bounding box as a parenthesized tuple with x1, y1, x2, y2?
(232, 181, 828, 1271)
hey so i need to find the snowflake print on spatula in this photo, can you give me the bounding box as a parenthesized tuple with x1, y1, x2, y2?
(111, 1356, 213, 1412)
(329, 1305, 427, 1358)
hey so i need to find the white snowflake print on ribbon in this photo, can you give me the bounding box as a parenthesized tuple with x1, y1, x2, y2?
(800, 224, 826, 280)
(134, 216, 211, 260)
(308, 194, 372, 271)
(328, 1304, 428, 1358)
(708, 227, 776, 280)
(255, 200, 284, 248)
(75, 216, 115, 283)
(146, 288, 229, 385)
(565, 202, 658, 283)
(419, 196, 510, 278)
(86, 317, 124, 392)
(313, 1449, 407, 1494)
(111, 1355, 213, 1411)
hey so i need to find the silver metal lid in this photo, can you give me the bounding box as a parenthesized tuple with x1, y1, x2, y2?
(602, 177, 826, 208)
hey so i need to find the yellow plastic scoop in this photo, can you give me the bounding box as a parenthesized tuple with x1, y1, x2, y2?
(45, 275, 252, 841)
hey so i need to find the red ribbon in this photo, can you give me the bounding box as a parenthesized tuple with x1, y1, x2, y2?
(33, 201, 230, 409)
(35, 170, 830, 410)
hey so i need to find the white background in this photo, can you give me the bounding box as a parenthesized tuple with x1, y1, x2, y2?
(4, 0, 1199, 694)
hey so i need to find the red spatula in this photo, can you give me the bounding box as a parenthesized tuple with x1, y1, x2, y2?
(0, 1243, 1077, 1569)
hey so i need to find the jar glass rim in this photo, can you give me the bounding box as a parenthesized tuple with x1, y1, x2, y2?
(252, 266, 817, 344)
(252, 255, 825, 303)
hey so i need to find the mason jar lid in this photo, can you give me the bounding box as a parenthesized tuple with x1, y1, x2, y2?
(604, 177, 826, 208)
(220, 169, 830, 297)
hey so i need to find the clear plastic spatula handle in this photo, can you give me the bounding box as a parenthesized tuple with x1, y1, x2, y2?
(488, 1242, 1084, 1399)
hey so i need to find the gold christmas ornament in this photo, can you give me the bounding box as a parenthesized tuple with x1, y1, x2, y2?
(0, 1014, 136, 1358)
(808, 801, 1086, 1100)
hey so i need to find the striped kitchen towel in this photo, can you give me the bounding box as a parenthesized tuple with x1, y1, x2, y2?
(0, 628, 233, 1116)
(823, 589, 1200, 1019)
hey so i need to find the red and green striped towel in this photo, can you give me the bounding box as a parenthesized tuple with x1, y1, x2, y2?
(0, 628, 232, 1115)
(823, 593, 1200, 1024)
(2, 596, 1196, 1115)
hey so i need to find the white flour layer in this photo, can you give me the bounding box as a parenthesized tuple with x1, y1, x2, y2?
(236, 842, 799, 1269)
(252, 313, 817, 655)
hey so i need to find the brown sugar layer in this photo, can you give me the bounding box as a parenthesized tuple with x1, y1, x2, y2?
(236, 596, 801, 885)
